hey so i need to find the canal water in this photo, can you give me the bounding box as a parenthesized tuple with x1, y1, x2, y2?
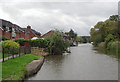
(27, 43, 118, 80)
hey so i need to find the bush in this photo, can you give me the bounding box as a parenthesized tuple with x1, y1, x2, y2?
(46, 31, 70, 55)
(15, 38, 27, 46)
(2, 40, 20, 54)
(93, 34, 103, 46)
(98, 42, 105, 49)
(0, 36, 9, 41)
(30, 39, 49, 48)
(104, 34, 114, 48)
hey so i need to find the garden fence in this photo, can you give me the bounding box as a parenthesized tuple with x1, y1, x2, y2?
(2, 46, 31, 62)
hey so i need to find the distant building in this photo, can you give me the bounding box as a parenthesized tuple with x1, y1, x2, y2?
(0, 19, 41, 40)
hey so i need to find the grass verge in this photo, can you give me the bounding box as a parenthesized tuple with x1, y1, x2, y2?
(2, 54, 41, 80)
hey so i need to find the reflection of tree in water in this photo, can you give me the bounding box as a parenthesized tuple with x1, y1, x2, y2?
(45, 55, 69, 73)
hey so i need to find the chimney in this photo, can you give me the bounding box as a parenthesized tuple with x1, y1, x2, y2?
(27, 25, 31, 31)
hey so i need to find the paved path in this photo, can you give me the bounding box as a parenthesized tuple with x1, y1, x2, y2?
(0, 53, 24, 62)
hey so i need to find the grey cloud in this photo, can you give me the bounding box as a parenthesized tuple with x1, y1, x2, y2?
(0, 1, 118, 36)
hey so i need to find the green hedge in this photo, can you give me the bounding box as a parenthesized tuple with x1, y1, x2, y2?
(29, 39, 49, 48)
(98, 41, 120, 58)
(0, 36, 9, 42)
(2, 40, 20, 54)
(15, 38, 28, 46)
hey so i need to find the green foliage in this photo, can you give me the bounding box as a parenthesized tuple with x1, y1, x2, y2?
(98, 42, 105, 49)
(65, 29, 77, 40)
(90, 15, 118, 46)
(76, 37, 83, 43)
(0, 36, 9, 42)
(2, 40, 20, 54)
(109, 15, 119, 21)
(2, 54, 41, 80)
(104, 34, 115, 48)
(30, 39, 49, 48)
(15, 38, 26, 46)
(46, 31, 70, 55)
(92, 33, 103, 46)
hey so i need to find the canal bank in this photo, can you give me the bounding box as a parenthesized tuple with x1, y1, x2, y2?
(25, 57, 45, 77)
(27, 43, 118, 80)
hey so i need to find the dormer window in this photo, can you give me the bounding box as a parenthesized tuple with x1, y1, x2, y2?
(12, 27, 16, 37)
(12, 28, 15, 32)
(6, 27, 9, 32)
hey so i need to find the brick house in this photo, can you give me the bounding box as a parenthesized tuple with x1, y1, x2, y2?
(0, 19, 41, 40)
(22, 26, 41, 40)
(40, 30, 71, 41)
(40, 30, 55, 39)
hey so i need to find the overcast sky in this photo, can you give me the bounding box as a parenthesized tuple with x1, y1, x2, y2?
(0, 0, 119, 36)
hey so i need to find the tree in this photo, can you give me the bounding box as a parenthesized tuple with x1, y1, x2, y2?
(46, 30, 70, 55)
(90, 15, 118, 46)
(76, 37, 83, 43)
(109, 15, 119, 21)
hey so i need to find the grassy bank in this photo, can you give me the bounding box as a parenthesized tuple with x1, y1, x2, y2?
(2, 54, 41, 80)
(98, 41, 120, 58)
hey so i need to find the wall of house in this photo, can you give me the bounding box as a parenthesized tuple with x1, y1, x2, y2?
(15, 32, 20, 39)
(27, 26, 36, 39)
(0, 28, 3, 36)
(41, 30, 54, 38)
(25, 33, 30, 40)
(3, 31, 12, 39)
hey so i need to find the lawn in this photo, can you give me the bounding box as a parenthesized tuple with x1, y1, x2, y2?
(2, 54, 41, 80)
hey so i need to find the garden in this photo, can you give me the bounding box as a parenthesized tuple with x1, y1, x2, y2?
(1, 30, 70, 80)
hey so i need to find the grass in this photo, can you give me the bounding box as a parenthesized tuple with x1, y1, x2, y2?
(2, 54, 41, 80)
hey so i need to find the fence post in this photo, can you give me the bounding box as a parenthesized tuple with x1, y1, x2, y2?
(12, 48, 14, 59)
(24, 46, 26, 54)
(29, 45, 31, 54)
(19, 47, 20, 57)
(2, 47, 4, 62)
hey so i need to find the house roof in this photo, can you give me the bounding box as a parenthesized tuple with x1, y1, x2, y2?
(41, 30, 54, 38)
(22, 28, 41, 37)
(0, 19, 41, 37)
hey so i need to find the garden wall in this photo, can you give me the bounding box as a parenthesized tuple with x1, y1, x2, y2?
(31, 47, 49, 56)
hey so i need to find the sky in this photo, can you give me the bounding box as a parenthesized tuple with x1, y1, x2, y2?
(0, 0, 119, 36)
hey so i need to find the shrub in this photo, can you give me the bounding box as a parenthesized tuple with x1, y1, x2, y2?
(30, 39, 49, 48)
(2, 40, 20, 54)
(98, 42, 105, 49)
(15, 38, 27, 46)
(0, 36, 9, 41)
(46, 31, 70, 55)
(93, 34, 103, 46)
(104, 34, 114, 48)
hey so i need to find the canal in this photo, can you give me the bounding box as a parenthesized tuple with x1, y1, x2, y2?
(27, 43, 118, 80)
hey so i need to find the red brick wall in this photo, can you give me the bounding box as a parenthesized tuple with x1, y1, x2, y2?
(41, 30, 54, 38)
(0, 28, 3, 36)
(21, 32, 25, 39)
(15, 32, 20, 39)
(24, 41, 30, 47)
(20, 31, 25, 39)
(30, 31, 36, 39)
(25, 33, 30, 40)
(3, 31, 12, 39)
(27, 26, 36, 39)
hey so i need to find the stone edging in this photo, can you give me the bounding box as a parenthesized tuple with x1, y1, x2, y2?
(25, 57, 45, 77)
